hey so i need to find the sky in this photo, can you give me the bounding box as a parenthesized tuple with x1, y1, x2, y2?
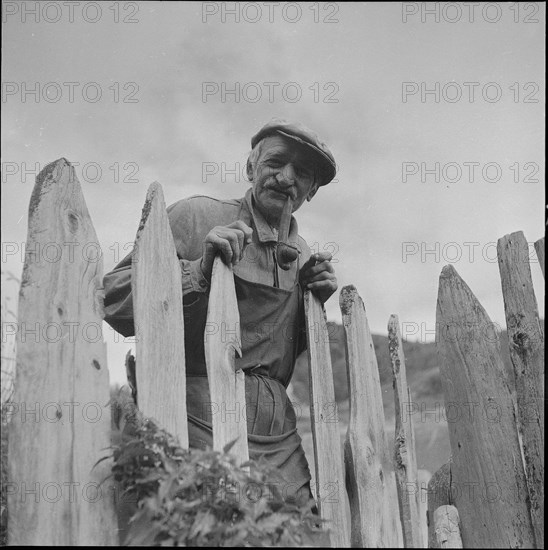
(2, 2, 545, 385)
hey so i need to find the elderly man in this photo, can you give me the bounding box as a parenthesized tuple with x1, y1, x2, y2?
(103, 119, 338, 506)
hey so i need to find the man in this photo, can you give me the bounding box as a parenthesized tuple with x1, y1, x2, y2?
(103, 119, 338, 506)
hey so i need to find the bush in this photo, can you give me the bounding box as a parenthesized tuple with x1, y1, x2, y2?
(110, 402, 324, 547)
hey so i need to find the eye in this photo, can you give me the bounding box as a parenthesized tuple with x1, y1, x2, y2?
(296, 166, 314, 180)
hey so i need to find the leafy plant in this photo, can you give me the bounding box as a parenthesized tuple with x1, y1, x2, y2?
(110, 400, 324, 547)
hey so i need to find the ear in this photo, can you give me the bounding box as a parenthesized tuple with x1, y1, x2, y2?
(306, 182, 319, 202)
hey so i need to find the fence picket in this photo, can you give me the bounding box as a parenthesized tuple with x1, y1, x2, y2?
(8, 159, 117, 545)
(132, 182, 188, 448)
(1, 271, 17, 405)
(427, 463, 452, 548)
(339, 285, 399, 547)
(436, 264, 535, 548)
(204, 256, 248, 466)
(306, 290, 350, 547)
(497, 231, 544, 547)
(433, 505, 462, 549)
(534, 237, 544, 278)
(388, 314, 423, 548)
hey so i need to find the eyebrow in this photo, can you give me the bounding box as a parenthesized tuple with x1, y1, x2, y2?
(261, 150, 315, 171)
(261, 151, 288, 162)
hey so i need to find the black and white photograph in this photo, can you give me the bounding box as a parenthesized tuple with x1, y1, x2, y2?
(1, 1, 545, 547)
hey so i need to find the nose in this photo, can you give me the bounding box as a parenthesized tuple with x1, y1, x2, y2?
(276, 163, 296, 188)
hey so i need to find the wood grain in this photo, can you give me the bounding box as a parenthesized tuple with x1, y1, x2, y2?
(306, 290, 350, 547)
(132, 182, 188, 448)
(498, 232, 544, 547)
(434, 505, 462, 549)
(534, 237, 544, 278)
(427, 463, 452, 548)
(204, 256, 249, 466)
(339, 285, 399, 548)
(388, 314, 422, 548)
(436, 264, 535, 548)
(8, 158, 117, 545)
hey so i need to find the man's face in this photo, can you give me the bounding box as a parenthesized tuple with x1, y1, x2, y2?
(249, 135, 319, 223)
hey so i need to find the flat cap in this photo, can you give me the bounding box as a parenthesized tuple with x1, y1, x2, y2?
(251, 118, 336, 186)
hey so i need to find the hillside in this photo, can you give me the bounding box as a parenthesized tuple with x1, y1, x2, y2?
(288, 321, 534, 475)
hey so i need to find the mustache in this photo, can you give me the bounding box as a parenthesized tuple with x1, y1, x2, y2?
(264, 182, 296, 200)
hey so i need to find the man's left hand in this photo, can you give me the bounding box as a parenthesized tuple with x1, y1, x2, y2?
(299, 252, 338, 304)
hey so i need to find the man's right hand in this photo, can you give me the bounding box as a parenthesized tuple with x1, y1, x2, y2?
(200, 221, 253, 280)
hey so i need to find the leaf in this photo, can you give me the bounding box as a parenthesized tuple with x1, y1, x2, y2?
(109, 393, 322, 547)
(91, 454, 112, 471)
(188, 510, 216, 540)
(222, 437, 240, 455)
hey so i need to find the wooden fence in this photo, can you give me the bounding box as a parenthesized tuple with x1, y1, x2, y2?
(429, 233, 544, 548)
(4, 158, 544, 547)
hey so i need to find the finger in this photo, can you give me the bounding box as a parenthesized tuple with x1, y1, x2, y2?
(307, 279, 338, 292)
(300, 253, 320, 272)
(225, 229, 245, 261)
(307, 260, 335, 276)
(212, 237, 234, 266)
(223, 232, 242, 264)
(307, 271, 336, 284)
(314, 251, 333, 263)
(228, 221, 253, 244)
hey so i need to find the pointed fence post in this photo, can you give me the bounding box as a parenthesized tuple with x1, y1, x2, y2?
(339, 285, 400, 547)
(534, 237, 544, 278)
(433, 505, 462, 549)
(427, 462, 452, 549)
(1, 271, 17, 405)
(306, 290, 350, 547)
(388, 314, 423, 548)
(436, 264, 535, 548)
(497, 232, 544, 547)
(204, 256, 248, 466)
(8, 159, 117, 545)
(132, 182, 188, 448)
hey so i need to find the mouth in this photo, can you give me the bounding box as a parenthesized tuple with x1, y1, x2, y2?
(268, 188, 293, 200)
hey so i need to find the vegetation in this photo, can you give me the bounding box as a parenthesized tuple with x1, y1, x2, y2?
(109, 396, 324, 547)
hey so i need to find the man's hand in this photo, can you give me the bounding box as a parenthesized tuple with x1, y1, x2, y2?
(299, 252, 338, 304)
(200, 221, 253, 280)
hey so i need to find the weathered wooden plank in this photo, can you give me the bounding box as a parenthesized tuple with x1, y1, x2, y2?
(8, 158, 117, 545)
(1, 271, 18, 405)
(427, 463, 452, 549)
(204, 256, 248, 465)
(388, 314, 423, 548)
(306, 290, 350, 548)
(498, 231, 544, 547)
(339, 285, 398, 548)
(436, 264, 535, 548)
(534, 237, 544, 278)
(386, 471, 405, 547)
(132, 182, 188, 448)
(434, 506, 462, 549)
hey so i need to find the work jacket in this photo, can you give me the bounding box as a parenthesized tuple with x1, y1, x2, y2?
(103, 188, 314, 504)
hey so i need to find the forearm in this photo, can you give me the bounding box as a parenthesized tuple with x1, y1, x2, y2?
(103, 254, 210, 337)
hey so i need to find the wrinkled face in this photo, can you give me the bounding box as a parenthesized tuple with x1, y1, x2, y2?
(248, 135, 319, 224)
